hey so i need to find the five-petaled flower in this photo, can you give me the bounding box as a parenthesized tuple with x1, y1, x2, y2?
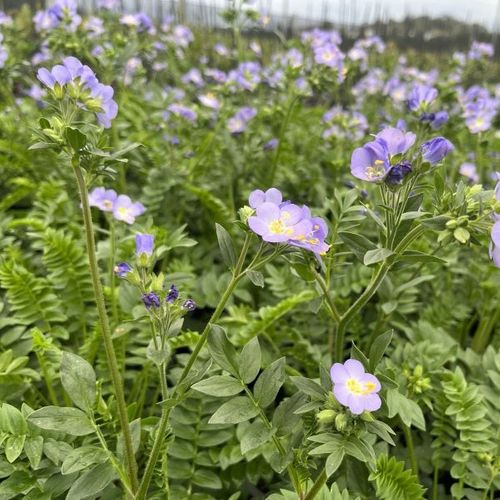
(330, 359, 382, 414)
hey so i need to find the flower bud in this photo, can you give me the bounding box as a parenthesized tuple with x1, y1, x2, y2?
(335, 413, 348, 431)
(114, 262, 132, 278)
(420, 137, 454, 164)
(239, 205, 254, 224)
(316, 409, 337, 424)
(360, 411, 375, 422)
(454, 227, 470, 244)
(142, 292, 160, 309)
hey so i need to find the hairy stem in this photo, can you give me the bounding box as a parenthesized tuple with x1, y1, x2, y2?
(72, 160, 138, 493)
(402, 421, 419, 478)
(136, 234, 252, 500)
(305, 469, 327, 500)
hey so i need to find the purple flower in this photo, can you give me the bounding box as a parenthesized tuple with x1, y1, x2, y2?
(88, 187, 117, 212)
(249, 188, 283, 209)
(420, 137, 454, 164)
(465, 110, 494, 133)
(182, 68, 204, 87)
(227, 107, 257, 134)
(114, 262, 132, 278)
(198, 93, 220, 110)
(136, 234, 154, 256)
(288, 208, 331, 255)
(237, 106, 257, 121)
(166, 284, 179, 303)
(330, 359, 381, 415)
(171, 25, 193, 47)
(375, 127, 416, 155)
(166, 103, 197, 123)
(182, 298, 196, 311)
(407, 84, 438, 111)
(113, 195, 146, 224)
(459, 162, 479, 183)
(490, 221, 500, 267)
(142, 292, 160, 309)
(247, 188, 330, 255)
(386, 160, 412, 186)
(468, 41, 494, 60)
(248, 202, 312, 243)
(263, 138, 278, 151)
(314, 44, 343, 69)
(37, 57, 118, 128)
(430, 111, 449, 130)
(350, 140, 390, 182)
(214, 43, 229, 56)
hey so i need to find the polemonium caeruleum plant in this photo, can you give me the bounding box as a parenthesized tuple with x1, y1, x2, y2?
(0, 8, 499, 500)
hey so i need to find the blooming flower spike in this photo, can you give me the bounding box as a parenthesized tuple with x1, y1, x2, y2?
(330, 359, 381, 414)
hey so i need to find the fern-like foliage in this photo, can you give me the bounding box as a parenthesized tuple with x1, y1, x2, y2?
(369, 455, 425, 500)
(168, 391, 239, 498)
(233, 290, 315, 344)
(0, 260, 66, 328)
(441, 368, 495, 496)
(33, 228, 94, 328)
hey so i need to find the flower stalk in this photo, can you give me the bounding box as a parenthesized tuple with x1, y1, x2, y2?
(72, 157, 138, 493)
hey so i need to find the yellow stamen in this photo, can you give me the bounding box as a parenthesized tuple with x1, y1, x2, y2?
(346, 378, 376, 396)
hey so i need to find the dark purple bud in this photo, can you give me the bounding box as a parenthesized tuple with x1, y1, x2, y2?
(263, 138, 278, 151)
(114, 262, 132, 278)
(386, 160, 412, 185)
(166, 284, 179, 303)
(142, 292, 160, 308)
(419, 112, 435, 123)
(182, 298, 196, 311)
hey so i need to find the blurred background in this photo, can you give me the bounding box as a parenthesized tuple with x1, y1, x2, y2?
(4, 0, 500, 54)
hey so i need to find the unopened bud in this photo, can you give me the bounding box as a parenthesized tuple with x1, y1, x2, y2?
(454, 227, 470, 244)
(316, 409, 336, 424)
(335, 413, 348, 431)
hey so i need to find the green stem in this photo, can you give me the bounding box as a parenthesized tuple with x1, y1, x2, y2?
(432, 466, 439, 500)
(305, 469, 327, 500)
(402, 421, 419, 478)
(312, 267, 341, 358)
(35, 351, 59, 406)
(92, 419, 133, 497)
(72, 160, 138, 493)
(471, 305, 499, 353)
(242, 384, 303, 496)
(136, 234, 252, 500)
(268, 94, 298, 186)
(335, 263, 389, 361)
(109, 219, 118, 327)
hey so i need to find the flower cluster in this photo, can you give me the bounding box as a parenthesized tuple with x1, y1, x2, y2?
(89, 187, 145, 224)
(459, 85, 499, 134)
(247, 188, 330, 256)
(37, 57, 118, 128)
(350, 126, 453, 185)
(33, 0, 81, 33)
(322, 106, 368, 141)
(227, 107, 257, 134)
(330, 359, 382, 415)
(116, 234, 197, 313)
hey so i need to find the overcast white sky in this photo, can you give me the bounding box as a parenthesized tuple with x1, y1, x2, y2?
(212, 0, 500, 30)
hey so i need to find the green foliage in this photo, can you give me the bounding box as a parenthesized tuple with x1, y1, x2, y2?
(0, 260, 67, 327)
(369, 455, 426, 500)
